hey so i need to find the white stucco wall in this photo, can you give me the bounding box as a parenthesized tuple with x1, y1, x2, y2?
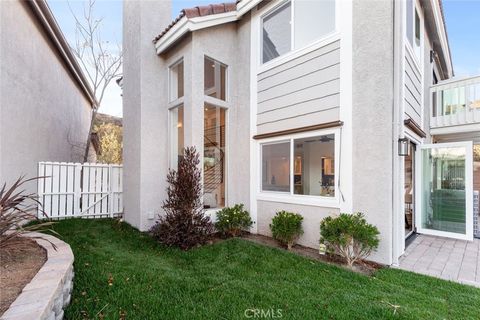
(123, 0, 171, 230)
(352, 0, 395, 264)
(0, 1, 92, 193)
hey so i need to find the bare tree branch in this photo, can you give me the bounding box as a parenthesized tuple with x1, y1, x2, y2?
(67, 0, 122, 162)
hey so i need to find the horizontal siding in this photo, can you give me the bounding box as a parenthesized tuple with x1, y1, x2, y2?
(257, 40, 341, 134)
(257, 108, 340, 135)
(404, 48, 422, 125)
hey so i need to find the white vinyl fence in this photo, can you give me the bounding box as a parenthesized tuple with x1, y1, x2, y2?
(38, 162, 123, 219)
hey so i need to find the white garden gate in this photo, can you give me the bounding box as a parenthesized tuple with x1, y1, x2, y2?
(37, 162, 123, 219)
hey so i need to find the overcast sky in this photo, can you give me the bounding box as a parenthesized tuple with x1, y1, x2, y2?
(47, 0, 480, 117)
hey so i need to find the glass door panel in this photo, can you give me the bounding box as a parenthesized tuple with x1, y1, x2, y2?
(418, 142, 473, 240)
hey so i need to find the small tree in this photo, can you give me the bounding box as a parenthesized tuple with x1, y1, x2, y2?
(94, 122, 122, 164)
(320, 213, 380, 268)
(68, 0, 122, 162)
(151, 147, 213, 249)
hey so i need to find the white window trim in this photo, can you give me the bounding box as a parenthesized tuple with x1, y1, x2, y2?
(259, 0, 339, 70)
(257, 128, 341, 208)
(202, 104, 229, 210)
(168, 58, 184, 103)
(404, 0, 424, 73)
(168, 104, 184, 170)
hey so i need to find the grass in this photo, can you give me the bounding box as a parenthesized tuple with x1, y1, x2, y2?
(46, 219, 479, 319)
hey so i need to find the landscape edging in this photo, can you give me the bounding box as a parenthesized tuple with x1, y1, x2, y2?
(1, 233, 74, 320)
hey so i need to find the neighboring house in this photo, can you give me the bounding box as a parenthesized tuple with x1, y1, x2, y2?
(123, 0, 480, 265)
(0, 0, 96, 191)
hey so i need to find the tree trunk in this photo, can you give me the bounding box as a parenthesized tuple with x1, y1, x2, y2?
(83, 108, 98, 162)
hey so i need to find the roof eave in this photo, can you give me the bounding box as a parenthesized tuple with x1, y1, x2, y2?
(422, 0, 454, 78)
(27, 0, 98, 107)
(154, 0, 262, 55)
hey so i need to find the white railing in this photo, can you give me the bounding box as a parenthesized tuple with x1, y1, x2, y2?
(38, 162, 123, 219)
(430, 75, 480, 130)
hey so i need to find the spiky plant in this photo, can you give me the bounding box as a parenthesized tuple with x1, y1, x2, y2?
(150, 147, 214, 249)
(0, 176, 56, 250)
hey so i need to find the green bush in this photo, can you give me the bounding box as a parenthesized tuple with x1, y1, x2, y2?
(320, 213, 380, 268)
(270, 211, 303, 250)
(215, 204, 253, 237)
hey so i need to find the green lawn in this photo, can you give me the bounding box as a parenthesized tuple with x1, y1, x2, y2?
(47, 219, 479, 319)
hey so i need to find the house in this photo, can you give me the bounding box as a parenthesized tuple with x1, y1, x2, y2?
(123, 0, 480, 265)
(0, 0, 96, 191)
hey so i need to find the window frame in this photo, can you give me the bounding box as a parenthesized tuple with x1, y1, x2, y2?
(257, 128, 340, 207)
(168, 104, 184, 170)
(168, 58, 184, 103)
(405, 0, 424, 68)
(204, 55, 228, 103)
(260, 0, 338, 66)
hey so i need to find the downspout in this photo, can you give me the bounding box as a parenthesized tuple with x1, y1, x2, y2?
(391, 0, 403, 266)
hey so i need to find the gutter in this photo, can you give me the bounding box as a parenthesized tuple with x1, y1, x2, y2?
(26, 0, 98, 108)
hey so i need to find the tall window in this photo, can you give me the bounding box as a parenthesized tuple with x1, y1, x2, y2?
(169, 59, 184, 101)
(261, 133, 337, 198)
(406, 0, 422, 62)
(204, 57, 227, 101)
(170, 105, 184, 169)
(204, 104, 226, 208)
(262, 0, 336, 64)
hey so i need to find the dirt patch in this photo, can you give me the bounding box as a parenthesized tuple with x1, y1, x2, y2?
(242, 233, 383, 275)
(0, 237, 47, 315)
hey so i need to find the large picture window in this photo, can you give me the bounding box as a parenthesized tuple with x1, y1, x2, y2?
(261, 133, 337, 198)
(261, 0, 336, 64)
(294, 134, 335, 197)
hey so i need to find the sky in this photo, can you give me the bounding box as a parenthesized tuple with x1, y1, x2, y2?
(47, 0, 480, 117)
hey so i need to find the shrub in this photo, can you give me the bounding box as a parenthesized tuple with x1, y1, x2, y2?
(270, 211, 303, 250)
(320, 212, 380, 268)
(0, 176, 56, 250)
(215, 204, 253, 237)
(150, 147, 214, 250)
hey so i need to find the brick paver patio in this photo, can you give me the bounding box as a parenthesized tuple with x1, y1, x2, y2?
(397, 234, 480, 288)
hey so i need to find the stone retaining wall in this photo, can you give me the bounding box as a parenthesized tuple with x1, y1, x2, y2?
(1, 233, 74, 320)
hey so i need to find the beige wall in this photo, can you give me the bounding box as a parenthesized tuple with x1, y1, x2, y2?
(123, 0, 172, 231)
(0, 1, 92, 192)
(352, 0, 394, 264)
(257, 201, 339, 249)
(256, 40, 341, 135)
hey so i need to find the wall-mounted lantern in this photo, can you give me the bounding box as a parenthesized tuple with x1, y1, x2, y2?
(398, 137, 410, 156)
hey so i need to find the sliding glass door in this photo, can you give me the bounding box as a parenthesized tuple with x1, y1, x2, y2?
(417, 142, 473, 240)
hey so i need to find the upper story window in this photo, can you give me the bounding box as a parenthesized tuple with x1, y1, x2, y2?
(204, 56, 227, 101)
(261, 0, 336, 64)
(169, 59, 184, 102)
(406, 0, 422, 62)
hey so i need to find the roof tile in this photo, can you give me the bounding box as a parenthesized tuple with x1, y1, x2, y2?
(153, 2, 237, 43)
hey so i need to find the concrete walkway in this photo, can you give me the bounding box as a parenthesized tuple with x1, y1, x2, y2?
(397, 234, 480, 288)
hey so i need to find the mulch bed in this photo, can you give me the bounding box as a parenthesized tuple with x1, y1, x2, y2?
(241, 233, 384, 275)
(0, 237, 47, 315)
